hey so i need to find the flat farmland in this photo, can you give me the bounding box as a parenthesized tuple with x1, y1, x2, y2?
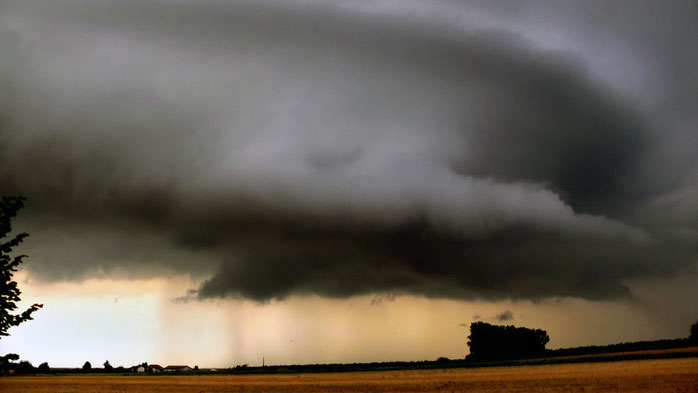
(2, 357, 697, 393)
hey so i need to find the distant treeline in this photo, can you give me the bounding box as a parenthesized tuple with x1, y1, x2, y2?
(217, 346, 698, 375)
(225, 358, 459, 375)
(545, 337, 692, 358)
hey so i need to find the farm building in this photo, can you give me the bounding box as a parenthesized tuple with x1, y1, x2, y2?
(163, 365, 192, 372)
(149, 364, 163, 373)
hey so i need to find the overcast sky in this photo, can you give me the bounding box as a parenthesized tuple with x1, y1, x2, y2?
(1, 0, 696, 367)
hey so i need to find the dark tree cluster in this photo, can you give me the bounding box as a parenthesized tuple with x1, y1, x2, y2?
(0, 355, 52, 375)
(38, 362, 50, 373)
(467, 322, 549, 361)
(1, 196, 42, 338)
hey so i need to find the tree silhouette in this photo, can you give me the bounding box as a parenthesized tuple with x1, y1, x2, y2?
(1, 196, 42, 338)
(467, 321, 549, 361)
(690, 319, 698, 344)
(0, 353, 19, 374)
(83, 361, 92, 371)
(103, 360, 113, 371)
(16, 360, 35, 374)
(38, 362, 50, 373)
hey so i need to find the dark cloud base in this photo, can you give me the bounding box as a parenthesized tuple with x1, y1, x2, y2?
(193, 217, 690, 301)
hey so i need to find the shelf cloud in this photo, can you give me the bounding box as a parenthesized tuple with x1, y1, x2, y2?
(1, 0, 696, 301)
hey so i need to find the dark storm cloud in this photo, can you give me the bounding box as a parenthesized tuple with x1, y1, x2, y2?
(0, 0, 696, 301)
(494, 311, 514, 322)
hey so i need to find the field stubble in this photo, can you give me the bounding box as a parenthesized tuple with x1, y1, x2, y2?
(1, 357, 697, 393)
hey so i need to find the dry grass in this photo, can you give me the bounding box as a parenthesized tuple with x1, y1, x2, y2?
(2, 357, 697, 393)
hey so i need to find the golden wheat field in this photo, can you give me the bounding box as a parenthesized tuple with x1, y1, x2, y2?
(2, 358, 697, 393)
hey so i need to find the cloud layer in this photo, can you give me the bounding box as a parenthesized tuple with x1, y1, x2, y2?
(1, 0, 696, 301)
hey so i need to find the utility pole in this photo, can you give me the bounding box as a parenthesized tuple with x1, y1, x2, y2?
(262, 356, 265, 367)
